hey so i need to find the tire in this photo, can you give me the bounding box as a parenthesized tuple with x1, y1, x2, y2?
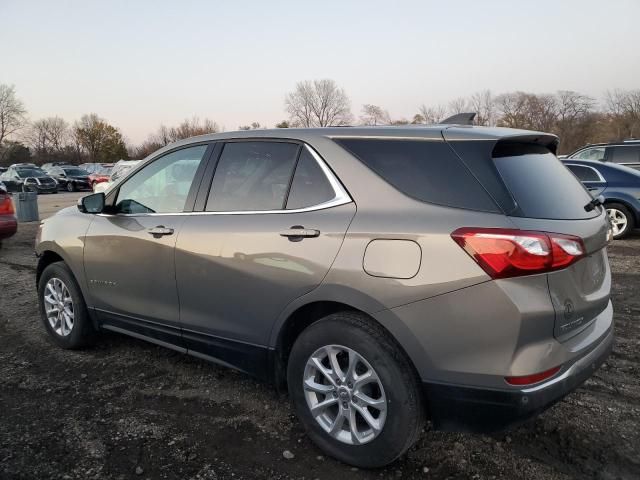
(66, 182, 75, 192)
(38, 261, 97, 349)
(605, 202, 634, 239)
(287, 312, 424, 468)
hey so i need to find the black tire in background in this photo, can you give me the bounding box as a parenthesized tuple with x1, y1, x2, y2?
(66, 182, 75, 192)
(605, 202, 635, 239)
(37, 261, 97, 349)
(287, 312, 424, 468)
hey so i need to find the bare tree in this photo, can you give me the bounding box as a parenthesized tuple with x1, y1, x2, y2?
(448, 97, 469, 115)
(285, 79, 353, 127)
(360, 104, 390, 125)
(469, 90, 496, 126)
(0, 84, 27, 145)
(418, 104, 447, 124)
(605, 89, 640, 139)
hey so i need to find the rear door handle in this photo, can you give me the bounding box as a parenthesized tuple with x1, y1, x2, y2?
(280, 226, 320, 241)
(148, 226, 174, 237)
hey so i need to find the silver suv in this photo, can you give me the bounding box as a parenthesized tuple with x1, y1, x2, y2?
(36, 126, 613, 467)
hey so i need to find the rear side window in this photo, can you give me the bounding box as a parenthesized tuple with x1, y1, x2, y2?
(206, 141, 299, 211)
(286, 149, 335, 209)
(609, 146, 640, 164)
(493, 143, 597, 220)
(334, 138, 499, 212)
(566, 164, 601, 182)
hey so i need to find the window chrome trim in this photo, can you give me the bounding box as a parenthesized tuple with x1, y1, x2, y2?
(564, 163, 606, 183)
(99, 143, 352, 217)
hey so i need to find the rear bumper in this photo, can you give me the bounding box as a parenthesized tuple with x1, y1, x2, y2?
(0, 216, 18, 240)
(425, 327, 614, 432)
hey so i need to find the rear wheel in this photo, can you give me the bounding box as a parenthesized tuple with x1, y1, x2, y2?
(287, 312, 424, 467)
(38, 261, 97, 349)
(606, 202, 634, 239)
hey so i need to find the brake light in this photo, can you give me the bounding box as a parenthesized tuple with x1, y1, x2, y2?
(0, 195, 15, 215)
(451, 228, 585, 279)
(505, 366, 561, 386)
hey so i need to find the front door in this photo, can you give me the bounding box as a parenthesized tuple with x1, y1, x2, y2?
(84, 144, 210, 345)
(175, 141, 355, 375)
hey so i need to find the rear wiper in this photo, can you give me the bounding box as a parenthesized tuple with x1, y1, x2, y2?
(584, 194, 605, 212)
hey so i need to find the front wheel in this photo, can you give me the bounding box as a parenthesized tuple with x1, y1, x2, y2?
(38, 261, 97, 349)
(287, 312, 424, 467)
(66, 182, 75, 192)
(606, 202, 634, 239)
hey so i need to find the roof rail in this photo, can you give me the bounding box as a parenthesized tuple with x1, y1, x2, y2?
(440, 112, 476, 125)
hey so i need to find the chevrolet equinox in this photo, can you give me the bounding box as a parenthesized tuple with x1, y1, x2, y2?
(35, 125, 614, 467)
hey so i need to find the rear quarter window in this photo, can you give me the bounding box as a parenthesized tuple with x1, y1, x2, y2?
(333, 138, 499, 212)
(493, 143, 598, 220)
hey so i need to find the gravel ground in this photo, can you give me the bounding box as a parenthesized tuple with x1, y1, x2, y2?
(0, 219, 639, 480)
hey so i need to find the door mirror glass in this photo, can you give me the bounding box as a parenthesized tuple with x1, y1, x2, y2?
(78, 192, 105, 214)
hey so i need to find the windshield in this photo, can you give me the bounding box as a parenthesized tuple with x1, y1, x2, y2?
(16, 168, 47, 178)
(63, 168, 89, 176)
(96, 166, 113, 175)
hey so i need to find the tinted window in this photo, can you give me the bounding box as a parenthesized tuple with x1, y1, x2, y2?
(493, 143, 597, 220)
(16, 168, 46, 178)
(609, 146, 640, 164)
(286, 149, 335, 209)
(566, 164, 601, 182)
(334, 138, 499, 212)
(63, 168, 89, 176)
(572, 147, 605, 161)
(116, 145, 207, 214)
(206, 141, 299, 211)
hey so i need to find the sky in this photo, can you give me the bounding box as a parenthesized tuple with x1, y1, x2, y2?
(1, 0, 639, 145)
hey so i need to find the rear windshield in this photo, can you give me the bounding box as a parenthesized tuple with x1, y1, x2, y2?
(334, 138, 500, 212)
(493, 143, 598, 220)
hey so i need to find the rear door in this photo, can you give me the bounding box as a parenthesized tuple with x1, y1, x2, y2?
(448, 138, 611, 341)
(175, 141, 355, 376)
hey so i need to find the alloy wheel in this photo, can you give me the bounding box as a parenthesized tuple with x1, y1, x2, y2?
(43, 277, 74, 336)
(607, 208, 628, 237)
(303, 345, 387, 445)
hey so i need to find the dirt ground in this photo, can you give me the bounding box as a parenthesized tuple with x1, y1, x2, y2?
(1, 213, 639, 479)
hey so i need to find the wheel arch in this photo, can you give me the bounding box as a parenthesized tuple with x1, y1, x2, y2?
(271, 298, 427, 399)
(603, 196, 640, 223)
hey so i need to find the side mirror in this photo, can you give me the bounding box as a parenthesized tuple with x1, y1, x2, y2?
(78, 192, 105, 214)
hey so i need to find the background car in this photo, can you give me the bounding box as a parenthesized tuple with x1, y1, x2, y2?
(0, 183, 17, 247)
(93, 160, 140, 192)
(47, 166, 92, 192)
(86, 164, 113, 189)
(0, 165, 58, 194)
(41, 162, 73, 172)
(564, 159, 640, 238)
(0, 167, 7, 174)
(566, 140, 640, 170)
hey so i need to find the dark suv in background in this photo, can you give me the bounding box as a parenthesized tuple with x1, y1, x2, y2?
(566, 140, 640, 170)
(35, 125, 613, 467)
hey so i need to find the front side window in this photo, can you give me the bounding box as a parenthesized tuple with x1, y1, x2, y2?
(572, 147, 605, 161)
(115, 145, 208, 214)
(566, 164, 601, 182)
(206, 141, 299, 211)
(286, 148, 335, 209)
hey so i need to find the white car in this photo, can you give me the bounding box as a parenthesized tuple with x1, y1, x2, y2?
(93, 160, 141, 193)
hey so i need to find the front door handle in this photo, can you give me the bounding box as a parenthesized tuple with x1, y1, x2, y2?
(148, 226, 174, 238)
(280, 225, 320, 241)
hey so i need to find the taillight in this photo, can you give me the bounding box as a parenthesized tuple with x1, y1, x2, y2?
(0, 195, 15, 215)
(505, 366, 561, 386)
(451, 228, 585, 279)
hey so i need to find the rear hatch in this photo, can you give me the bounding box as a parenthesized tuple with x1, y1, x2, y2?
(447, 133, 611, 341)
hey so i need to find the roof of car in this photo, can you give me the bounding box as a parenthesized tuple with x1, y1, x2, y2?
(571, 140, 640, 150)
(144, 125, 558, 161)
